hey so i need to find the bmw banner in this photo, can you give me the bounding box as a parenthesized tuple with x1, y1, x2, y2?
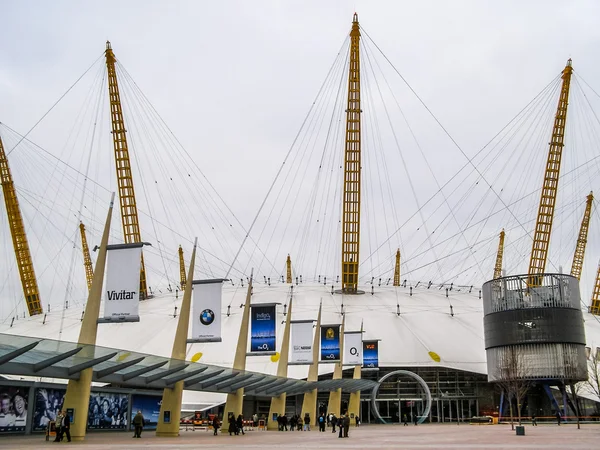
(190, 279, 224, 343)
(320, 324, 340, 362)
(362, 340, 379, 369)
(343, 331, 362, 366)
(250, 304, 277, 353)
(290, 320, 314, 364)
(102, 243, 143, 322)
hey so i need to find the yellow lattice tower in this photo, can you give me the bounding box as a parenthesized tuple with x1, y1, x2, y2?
(0, 136, 43, 316)
(286, 254, 292, 284)
(105, 41, 148, 299)
(79, 222, 94, 292)
(341, 13, 362, 294)
(570, 192, 593, 280)
(590, 260, 600, 315)
(393, 249, 401, 286)
(178, 245, 186, 291)
(493, 229, 505, 279)
(528, 59, 573, 286)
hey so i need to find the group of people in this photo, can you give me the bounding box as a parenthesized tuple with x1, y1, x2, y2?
(276, 413, 311, 431)
(226, 413, 246, 435)
(325, 412, 352, 438)
(52, 410, 71, 443)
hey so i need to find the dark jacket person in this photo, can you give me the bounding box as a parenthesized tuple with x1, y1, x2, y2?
(133, 410, 145, 438)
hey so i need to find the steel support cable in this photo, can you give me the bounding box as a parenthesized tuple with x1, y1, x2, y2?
(226, 38, 352, 280)
(360, 29, 565, 272)
(572, 78, 600, 189)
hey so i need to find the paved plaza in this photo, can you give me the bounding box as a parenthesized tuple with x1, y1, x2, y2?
(1, 424, 599, 449)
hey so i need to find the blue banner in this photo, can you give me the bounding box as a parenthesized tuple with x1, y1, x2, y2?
(250, 305, 276, 352)
(320, 325, 340, 361)
(130, 395, 162, 430)
(363, 340, 379, 368)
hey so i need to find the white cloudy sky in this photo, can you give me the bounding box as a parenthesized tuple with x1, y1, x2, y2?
(1, 0, 600, 319)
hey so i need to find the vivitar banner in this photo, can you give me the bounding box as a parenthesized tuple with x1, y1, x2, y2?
(250, 304, 276, 352)
(320, 325, 340, 362)
(343, 331, 362, 366)
(363, 340, 379, 369)
(191, 279, 223, 342)
(103, 244, 142, 322)
(290, 321, 313, 364)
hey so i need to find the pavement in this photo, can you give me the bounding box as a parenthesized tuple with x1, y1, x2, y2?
(1, 423, 599, 449)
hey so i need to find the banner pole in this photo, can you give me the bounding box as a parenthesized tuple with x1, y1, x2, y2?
(327, 313, 345, 417)
(347, 321, 363, 422)
(301, 300, 322, 425)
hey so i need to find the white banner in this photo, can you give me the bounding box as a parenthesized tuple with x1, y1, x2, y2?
(191, 280, 223, 342)
(103, 245, 142, 321)
(290, 321, 313, 364)
(343, 332, 362, 366)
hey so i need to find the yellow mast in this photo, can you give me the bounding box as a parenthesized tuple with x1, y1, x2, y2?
(393, 249, 401, 286)
(493, 229, 505, 279)
(79, 222, 94, 292)
(178, 245, 186, 290)
(528, 60, 573, 285)
(341, 13, 362, 294)
(570, 192, 593, 280)
(0, 136, 43, 316)
(286, 254, 292, 284)
(590, 261, 600, 315)
(105, 41, 148, 299)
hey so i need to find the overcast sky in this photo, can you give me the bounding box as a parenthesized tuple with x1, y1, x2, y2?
(1, 1, 600, 318)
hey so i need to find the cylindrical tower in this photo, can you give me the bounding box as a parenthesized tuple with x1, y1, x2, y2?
(483, 273, 587, 382)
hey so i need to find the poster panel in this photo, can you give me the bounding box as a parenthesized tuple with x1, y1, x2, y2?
(290, 321, 313, 364)
(0, 385, 28, 433)
(320, 325, 340, 362)
(191, 280, 223, 342)
(87, 392, 129, 429)
(343, 332, 362, 366)
(363, 340, 379, 369)
(103, 244, 142, 321)
(33, 387, 65, 431)
(250, 304, 276, 352)
(130, 395, 161, 430)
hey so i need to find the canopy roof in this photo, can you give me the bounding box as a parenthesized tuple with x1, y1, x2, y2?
(0, 333, 376, 396)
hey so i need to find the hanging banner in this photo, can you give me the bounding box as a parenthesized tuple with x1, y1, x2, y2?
(343, 331, 362, 366)
(290, 320, 314, 364)
(363, 340, 379, 369)
(190, 279, 225, 343)
(320, 324, 340, 362)
(102, 243, 143, 322)
(250, 304, 277, 353)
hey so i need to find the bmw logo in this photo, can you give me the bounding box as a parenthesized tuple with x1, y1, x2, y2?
(200, 309, 215, 326)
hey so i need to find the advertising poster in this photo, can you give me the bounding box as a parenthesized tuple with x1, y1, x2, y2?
(130, 395, 161, 430)
(0, 385, 28, 433)
(320, 325, 340, 362)
(33, 387, 65, 432)
(191, 280, 223, 342)
(87, 392, 129, 429)
(343, 332, 362, 366)
(250, 304, 276, 352)
(363, 340, 379, 369)
(103, 244, 142, 321)
(290, 321, 313, 364)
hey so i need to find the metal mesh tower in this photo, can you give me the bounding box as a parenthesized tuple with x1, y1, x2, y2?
(341, 14, 362, 294)
(393, 249, 401, 287)
(570, 192, 593, 280)
(590, 260, 600, 315)
(286, 254, 292, 284)
(528, 60, 573, 284)
(0, 136, 43, 315)
(79, 222, 94, 292)
(493, 229, 505, 279)
(178, 245, 186, 291)
(105, 41, 148, 299)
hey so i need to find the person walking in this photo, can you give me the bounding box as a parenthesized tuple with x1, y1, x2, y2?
(338, 415, 344, 438)
(253, 413, 258, 428)
(403, 414, 408, 426)
(303, 413, 311, 431)
(236, 414, 245, 435)
(413, 413, 418, 426)
(318, 413, 326, 432)
(343, 414, 350, 438)
(228, 414, 236, 435)
(555, 411, 561, 426)
(531, 414, 537, 426)
(355, 415, 360, 427)
(290, 415, 297, 432)
(331, 414, 337, 433)
(132, 410, 144, 438)
(59, 411, 71, 442)
(212, 415, 220, 435)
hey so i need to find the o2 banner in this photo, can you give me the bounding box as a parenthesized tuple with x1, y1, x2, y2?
(290, 320, 313, 364)
(103, 243, 143, 322)
(130, 395, 161, 430)
(33, 387, 66, 431)
(0, 385, 28, 433)
(250, 304, 276, 353)
(190, 279, 224, 343)
(363, 340, 379, 369)
(320, 325, 340, 362)
(343, 331, 362, 366)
